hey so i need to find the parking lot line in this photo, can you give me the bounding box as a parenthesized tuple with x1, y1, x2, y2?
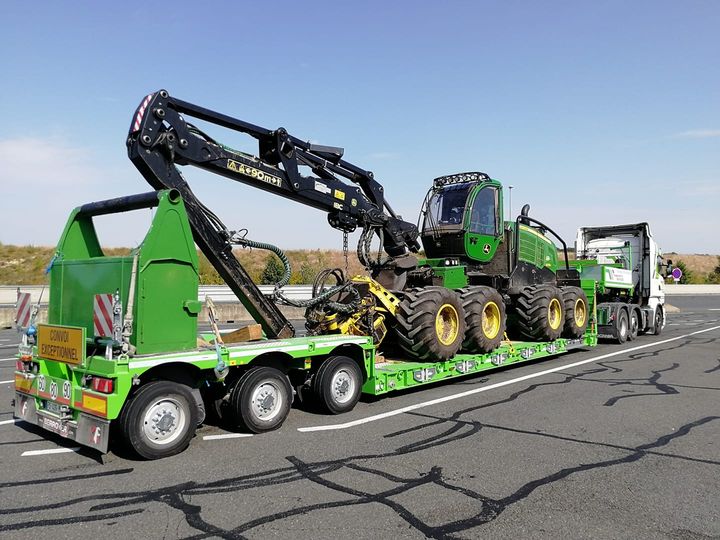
(203, 433, 254, 440)
(22, 447, 81, 457)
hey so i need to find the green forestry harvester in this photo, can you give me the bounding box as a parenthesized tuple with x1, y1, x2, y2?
(125, 90, 590, 363)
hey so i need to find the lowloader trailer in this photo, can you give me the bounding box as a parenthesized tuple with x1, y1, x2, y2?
(14, 190, 598, 459)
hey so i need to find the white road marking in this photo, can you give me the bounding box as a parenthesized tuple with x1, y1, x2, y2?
(1, 380, 14, 384)
(299, 325, 720, 433)
(709, 309, 720, 311)
(0, 357, 18, 362)
(22, 447, 81, 457)
(203, 433, 254, 440)
(0, 419, 18, 426)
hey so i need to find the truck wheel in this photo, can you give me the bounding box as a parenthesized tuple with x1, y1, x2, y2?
(229, 367, 292, 433)
(561, 286, 588, 339)
(118, 380, 199, 460)
(394, 287, 466, 361)
(461, 286, 506, 353)
(312, 356, 363, 415)
(628, 310, 639, 341)
(514, 285, 565, 341)
(615, 310, 629, 344)
(652, 307, 664, 336)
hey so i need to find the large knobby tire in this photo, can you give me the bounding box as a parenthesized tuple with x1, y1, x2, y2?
(229, 367, 292, 433)
(615, 310, 629, 344)
(394, 286, 466, 361)
(628, 310, 640, 341)
(561, 286, 589, 339)
(461, 286, 506, 353)
(312, 356, 363, 415)
(514, 285, 565, 341)
(118, 380, 199, 460)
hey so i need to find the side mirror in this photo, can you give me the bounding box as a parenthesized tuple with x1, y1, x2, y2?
(661, 259, 673, 278)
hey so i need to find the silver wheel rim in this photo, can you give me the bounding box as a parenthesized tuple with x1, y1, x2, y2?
(143, 397, 187, 446)
(330, 369, 355, 404)
(251, 381, 283, 421)
(620, 318, 628, 337)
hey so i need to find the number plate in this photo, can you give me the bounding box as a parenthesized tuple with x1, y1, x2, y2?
(44, 400, 64, 414)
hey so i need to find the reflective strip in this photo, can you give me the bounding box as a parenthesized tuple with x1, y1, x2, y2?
(93, 294, 114, 338)
(132, 94, 153, 132)
(16, 292, 32, 327)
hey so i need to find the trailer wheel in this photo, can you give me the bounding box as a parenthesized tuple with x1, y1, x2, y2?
(514, 285, 565, 341)
(628, 310, 639, 341)
(461, 286, 506, 353)
(394, 287, 466, 361)
(312, 356, 363, 415)
(561, 286, 588, 339)
(118, 380, 198, 460)
(615, 310, 629, 344)
(229, 367, 292, 433)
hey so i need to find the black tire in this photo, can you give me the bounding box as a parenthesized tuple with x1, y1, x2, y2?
(118, 380, 198, 460)
(561, 286, 589, 339)
(652, 307, 664, 336)
(394, 287, 466, 361)
(461, 286, 506, 353)
(615, 310, 629, 344)
(628, 310, 639, 341)
(229, 367, 292, 433)
(513, 285, 565, 341)
(312, 356, 363, 415)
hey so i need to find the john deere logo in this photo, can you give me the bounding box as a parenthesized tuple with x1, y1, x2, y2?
(483, 244, 491, 254)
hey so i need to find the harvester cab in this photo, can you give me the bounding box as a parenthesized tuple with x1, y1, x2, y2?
(420, 172, 505, 265)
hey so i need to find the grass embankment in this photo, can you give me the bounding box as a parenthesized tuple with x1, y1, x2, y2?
(2, 244, 718, 285)
(0, 244, 367, 285)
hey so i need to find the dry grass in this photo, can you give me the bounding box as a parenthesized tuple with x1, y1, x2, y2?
(3, 244, 717, 285)
(0, 244, 366, 285)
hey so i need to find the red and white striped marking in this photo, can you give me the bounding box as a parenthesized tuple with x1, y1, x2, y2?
(93, 293, 114, 338)
(132, 93, 153, 132)
(15, 292, 32, 328)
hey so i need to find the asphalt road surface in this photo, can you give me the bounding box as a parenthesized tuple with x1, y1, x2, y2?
(0, 297, 718, 539)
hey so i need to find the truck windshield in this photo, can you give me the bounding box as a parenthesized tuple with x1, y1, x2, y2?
(423, 184, 472, 232)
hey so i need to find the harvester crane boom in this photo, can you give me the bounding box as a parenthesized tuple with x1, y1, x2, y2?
(127, 89, 419, 339)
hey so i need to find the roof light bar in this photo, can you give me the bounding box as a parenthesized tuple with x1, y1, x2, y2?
(433, 171, 490, 188)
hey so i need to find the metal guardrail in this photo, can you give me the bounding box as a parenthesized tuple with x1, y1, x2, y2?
(0, 284, 315, 305)
(2, 283, 720, 306)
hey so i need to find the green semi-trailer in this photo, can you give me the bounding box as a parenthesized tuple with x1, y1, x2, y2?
(13, 189, 598, 459)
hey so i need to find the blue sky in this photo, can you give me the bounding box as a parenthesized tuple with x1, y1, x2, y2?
(1, 1, 718, 254)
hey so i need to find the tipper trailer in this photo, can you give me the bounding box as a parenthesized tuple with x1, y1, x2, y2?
(14, 189, 598, 459)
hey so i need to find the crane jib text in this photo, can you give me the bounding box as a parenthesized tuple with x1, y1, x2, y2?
(226, 159, 282, 188)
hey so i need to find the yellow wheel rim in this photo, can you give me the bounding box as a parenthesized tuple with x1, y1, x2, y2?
(482, 301, 501, 339)
(574, 298, 587, 327)
(548, 298, 562, 330)
(435, 303, 460, 346)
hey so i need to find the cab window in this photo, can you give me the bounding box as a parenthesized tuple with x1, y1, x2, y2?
(468, 187, 498, 236)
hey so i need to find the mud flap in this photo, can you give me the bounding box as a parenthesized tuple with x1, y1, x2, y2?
(14, 392, 110, 453)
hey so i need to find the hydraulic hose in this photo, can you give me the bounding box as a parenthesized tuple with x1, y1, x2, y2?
(231, 236, 360, 314)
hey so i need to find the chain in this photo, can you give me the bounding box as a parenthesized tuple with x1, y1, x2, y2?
(343, 231, 349, 277)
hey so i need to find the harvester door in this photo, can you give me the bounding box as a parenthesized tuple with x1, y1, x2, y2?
(464, 186, 502, 263)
